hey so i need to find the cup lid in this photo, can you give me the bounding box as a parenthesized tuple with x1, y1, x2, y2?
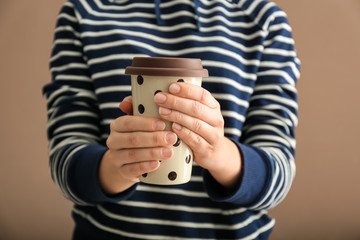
(125, 57, 208, 77)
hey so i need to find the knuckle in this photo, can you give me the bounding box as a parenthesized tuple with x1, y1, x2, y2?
(106, 136, 113, 149)
(216, 116, 225, 128)
(129, 134, 140, 146)
(192, 101, 204, 115)
(123, 117, 133, 131)
(174, 111, 183, 122)
(153, 132, 163, 146)
(193, 134, 202, 146)
(193, 119, 202, 132)
(109, 120, 115, 130)
(200, 88, 208, 103)
(150, 148, 158, 159)
(127, 149, 137, 160)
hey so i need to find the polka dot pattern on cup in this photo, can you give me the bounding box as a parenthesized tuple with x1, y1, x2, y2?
(168, 171, 177, 181)
(154, 90, 162, 96)
(137, 75, 144, 85)
(177, 79, 185, 82)
(185, 154, 191, 164)
(173, 137, 181, 147)
(138, 104, 145, 114)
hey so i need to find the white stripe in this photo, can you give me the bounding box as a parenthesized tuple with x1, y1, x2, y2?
(54, 74, 91, 82)
(246, 109, 293, 126)
(198, 15, 257, 28)
(49, 131, 100, 150)
(54, 25, 81, 38)
(50, 50, 82, 63)
(201, 25, 266, 40)
(212, 93, 250, 108)
(92, 69, 127, 80)
(189, 175, 202, 182)
(99, 102, 121, 110)
(268, 23, 292, 33)
(117, 200, 246, 215)
(95, 85, 131, 95)
(88, 53, 148, 66)
(98, 205, 267, 230)
(222, 110, 246, 122)
(137, 185, 208, 198)
(263, 48, 297, 57)
(250, 94, 298, 109)
(197, 6, 246, 17)
(49, 136, 98, 157)
(244, 134, 292, 148)
(57, 13, 77, 23)
(259, 61, 300, 80)
(82, 28, 263, 55)
(161, 0, 194, 8)
(50, 62, 87, 73)
(79, 0, 156, 19)
(203, 77, 253, 94)
(264, 35, 294, 46)
(162, 10, 195, 20)
(81, 18, 196, 32)
(53, 123, 100, 134)
(47, 111, 98, 129)
(257, 69, 296, 86)
(203, 61, 257, 81)
(94, 0, 154, 11)
(53, 38, 82, 47)
(224, 128, 242, 136)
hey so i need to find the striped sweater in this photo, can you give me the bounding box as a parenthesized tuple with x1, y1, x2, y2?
(43, 0, 300, 239)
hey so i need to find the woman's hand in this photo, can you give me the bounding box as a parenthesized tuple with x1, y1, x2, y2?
(154, 83, 242, 190)
(99, 97, 178, 195)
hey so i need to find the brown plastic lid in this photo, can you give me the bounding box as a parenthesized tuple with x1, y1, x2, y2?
(125, 57, 208, 77)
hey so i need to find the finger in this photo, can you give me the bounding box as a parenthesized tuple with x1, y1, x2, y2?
(159, 107, 221, 145)
(168, 82, 219, 108)
(171, 123, 212, 157)
(113, 147, 173, 164)
(110, 115, 166, 133)
(155, 92, 222, 127)
(121, 160, 160, 181)
(119, 96, 133, 115)
(107, 131, 178, 150)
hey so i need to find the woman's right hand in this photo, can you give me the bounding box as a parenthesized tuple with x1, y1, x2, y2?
(99, 96, 177, 195)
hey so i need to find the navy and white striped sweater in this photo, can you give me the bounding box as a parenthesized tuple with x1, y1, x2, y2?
(43, 0, 300, 239)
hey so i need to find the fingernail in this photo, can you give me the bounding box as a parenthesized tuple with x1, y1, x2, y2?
(169, 83, 180, 94)
(122, 96, 132, 103)
(153, 120, 166, 130)
(162, 148, 173, 158)
(172, 122, 182, 131)
(159, 107, 171, 115)
(149, 161, 159, 168)
(166, 132, 177, 144)
(154, 93, 166, 103)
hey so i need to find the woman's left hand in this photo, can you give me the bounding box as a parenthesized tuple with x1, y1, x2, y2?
(154, 82, 242, 189)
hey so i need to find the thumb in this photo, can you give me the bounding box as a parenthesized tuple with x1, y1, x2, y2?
(119, 96, 133, 115)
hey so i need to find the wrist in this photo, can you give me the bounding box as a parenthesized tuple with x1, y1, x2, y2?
(99, 150, 138, 195)
(208, 137, 242, 192)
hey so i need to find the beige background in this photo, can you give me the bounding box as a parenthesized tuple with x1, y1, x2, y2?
(0, 0, 359, 239)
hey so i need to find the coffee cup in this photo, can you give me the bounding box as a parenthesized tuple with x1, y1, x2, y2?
(125, 57, 208, 185)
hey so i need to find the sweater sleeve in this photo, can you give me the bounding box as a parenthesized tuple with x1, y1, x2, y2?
(203, 4, 300, 210)
(43, 2, 136, 205)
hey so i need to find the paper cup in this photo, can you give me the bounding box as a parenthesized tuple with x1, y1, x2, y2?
(125, 57, 208, 185)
